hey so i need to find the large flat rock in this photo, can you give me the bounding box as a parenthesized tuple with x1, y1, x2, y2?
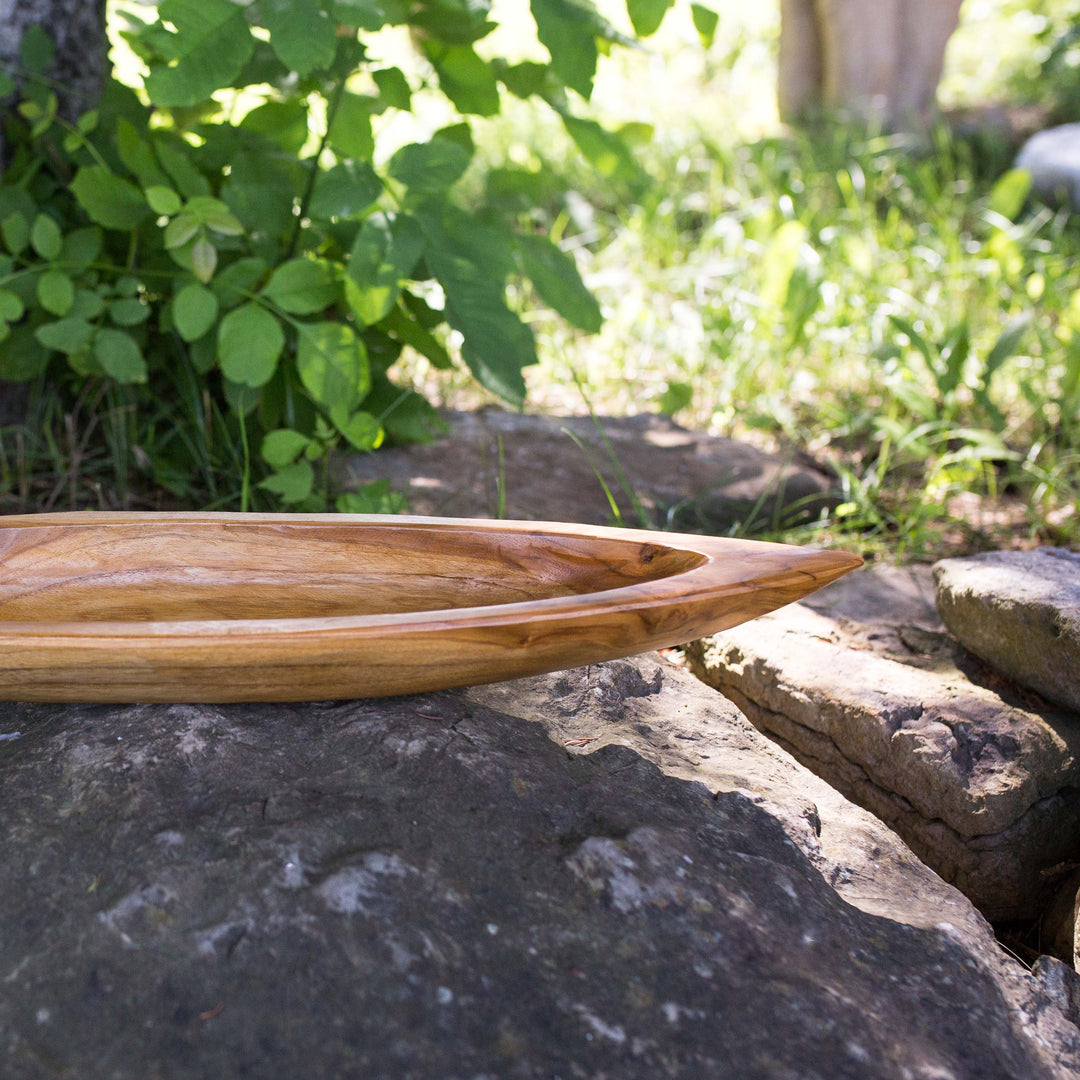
(934, 548, 1080, 714)
(336, 409, 837, 530)
(1, 656, 1078, 1078)
(1017, 124, 1080, 211)
(685, 565, 1080, 921)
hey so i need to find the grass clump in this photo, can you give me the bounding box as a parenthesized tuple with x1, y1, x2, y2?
(431, 2, 1080, 559)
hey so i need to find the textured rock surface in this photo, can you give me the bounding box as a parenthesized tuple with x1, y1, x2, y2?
(685, 565, 1080, 921)
(2, 655, 1078, 1078)
(1017, 125, 1080, 211)
(336, 409, 837, 531)
(1043, 868, 1080, 966)
(934, 547, 1080, 714)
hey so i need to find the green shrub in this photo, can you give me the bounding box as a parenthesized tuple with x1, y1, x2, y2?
(0, 0, 684, 509)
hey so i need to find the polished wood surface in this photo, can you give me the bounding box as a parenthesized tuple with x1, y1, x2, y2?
(0, 512, 862, 702)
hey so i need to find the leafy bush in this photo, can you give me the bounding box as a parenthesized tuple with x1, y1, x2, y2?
(0, 0, 696, 510)
(1011, 2, 1080, 122)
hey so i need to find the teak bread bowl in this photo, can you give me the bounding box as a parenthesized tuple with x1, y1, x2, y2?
(0, 512, 862, 703)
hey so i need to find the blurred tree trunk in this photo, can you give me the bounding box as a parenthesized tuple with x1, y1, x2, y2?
(0, 0, 108, 426)
(779, 0, 963, 132)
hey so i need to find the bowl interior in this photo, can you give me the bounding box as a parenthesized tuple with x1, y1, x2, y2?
(0, 521, 704, 622)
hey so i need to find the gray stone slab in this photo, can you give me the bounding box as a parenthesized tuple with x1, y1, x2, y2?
(1017, 124, 1080, 210)
(802, 560, 942, 629)
(934, 548, 1080, 714)
(1, 656, 1077, 1078)
(336, 409, 837, 531)
(686, 565, 1080, 921)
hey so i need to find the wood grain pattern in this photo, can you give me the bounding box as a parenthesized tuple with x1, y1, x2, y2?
(0, 512, 862, 702)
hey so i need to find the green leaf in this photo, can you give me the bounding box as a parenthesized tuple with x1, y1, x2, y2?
(561, 116, 641, 182)
(31, 97, 58, 139)
(60, 227, 103, 269)
(518, 234, 601, 332)
(0, 326, 49, 381)
(346, 213, 425, 326)
(428, 250, 537, 406)
(218, 302, 284, 387)
(434, 121, 475, 156)
(261, 258, 341, 314)
(153, 136, 212, 198)
(258, 460, 315, 503)
(486, 165, 561, 211)
(189, 334, 217, 374)
(30, 214, 62, 260)
(530, 0, 599, 99)
(0, 74, 15, 99)
(219, 152, 302, 243)
(19, 25, 54, 75)
(333, 409, 383, 452)
(409, 0, 495, 44)
(936, 322, 970, 397)
(146, 186, 182, 216)
(617, 120, 653, 147)
(690, 3, 719, 47)
(364, 374, 446, 443)
(496, 60, 551, 99)
(984, 317, 1030, 382)
(296, 321, 370, 412)
(626, 0, 673, 36)
(327, 92, 375, 161)
(71, 166, 150, 230)
(888, 315, 934, 367)
(164, 213, 200, 249)
(30, 97, 58, 139)
(759, 219, 807, 306)
(2, 213, 28, 255)
(191, 237, 218, 283)
(989, 168, 1033, 222)
(388, 138, 471, 193)
(373, 67, 412, 111)
(173, 283, 220, 341)
(110, 298, 152, 327)
(658, 380, 693, 416)
(95, 329, 148, 384)
(383, 304, 452, 369)
(260, 0, 337, 76)
(261, 428, 313, 468)
(116, 118, 170, 190)
(309, 162, 383, 220)
(212, 257, 267, 309)
(223, 378, 259, 415)
(70, 289, 106, 320)
(0, 289, 24, 323)
(336, 480, 408, 515)
(144, 0, 255, 106)
(184, 196, 244, 235)
(414, 198, 514, 279)
(424, 42, 500, 117)
(239, 100, 310, 156)
(37, 270, 75, 316)
(331, 0, 388, 31)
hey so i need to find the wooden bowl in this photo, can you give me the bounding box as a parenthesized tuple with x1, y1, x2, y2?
(0, 512, 861, 702)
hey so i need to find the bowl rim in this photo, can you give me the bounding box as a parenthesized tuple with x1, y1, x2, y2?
(0, 511, 862, 641)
